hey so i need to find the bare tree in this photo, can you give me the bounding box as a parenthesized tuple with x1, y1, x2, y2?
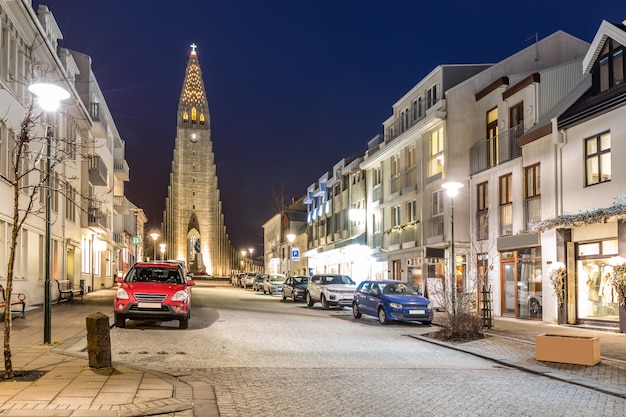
(2, 44, 101, 380)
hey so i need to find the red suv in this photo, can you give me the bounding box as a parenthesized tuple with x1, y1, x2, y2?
(114, 262, 196, 329)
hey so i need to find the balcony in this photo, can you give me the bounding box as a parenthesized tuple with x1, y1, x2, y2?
(89, 102, 108, 137)
(426, 216, 444, 244)
(384, 97, 444, 143)
(88, 155, 108, 186)
(114, 158, 129, 181)
(113, 195, 129, 215)
(470, 125, 523, 175)
(87, 205, 108, 233)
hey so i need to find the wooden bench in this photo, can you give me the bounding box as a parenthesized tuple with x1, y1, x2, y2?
(0, 284, 26, 319)
(56, 280, 84, 304)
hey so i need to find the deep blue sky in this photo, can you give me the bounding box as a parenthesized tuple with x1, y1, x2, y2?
(34, 1, 619, 252)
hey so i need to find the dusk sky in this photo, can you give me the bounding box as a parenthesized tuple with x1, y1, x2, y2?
(34, 1, 619, 253)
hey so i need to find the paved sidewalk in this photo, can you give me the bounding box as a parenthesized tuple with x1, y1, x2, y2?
(0, 289, 218, 417)
(413, 315, 626, 399)
(1, 288, 626, 416)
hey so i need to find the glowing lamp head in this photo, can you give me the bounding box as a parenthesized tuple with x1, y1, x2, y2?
(28, 83, 70, 112)
(442, 181, 463, 198)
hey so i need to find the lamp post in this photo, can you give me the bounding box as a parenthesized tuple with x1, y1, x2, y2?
(287, 234, 296, 277)
(442, 181, 463, 316)
(29, 82, 70, 345)
(150, 232, 159, 261)
(248, 247, 254, 272)
(159, 243, 166, 261)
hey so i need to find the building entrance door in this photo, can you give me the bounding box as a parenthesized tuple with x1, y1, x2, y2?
(502, 261, 516, 316)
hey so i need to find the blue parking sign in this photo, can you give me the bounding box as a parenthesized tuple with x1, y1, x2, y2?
(291, 247, 300, 262)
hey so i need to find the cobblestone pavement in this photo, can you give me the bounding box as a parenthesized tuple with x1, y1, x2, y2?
(193, 365, 626, 417)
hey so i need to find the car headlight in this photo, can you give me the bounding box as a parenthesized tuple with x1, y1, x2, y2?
(116, 288, 129, 300)
(326, 288, 337, 293)
(389, 302, 402, 309)
(427, 302, 433, 309)
(172, 290, 188, 301)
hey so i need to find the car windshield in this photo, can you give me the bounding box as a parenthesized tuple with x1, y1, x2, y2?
(323, 275, 353, 285)
(293, 277, 309, 284)
(380, 282, 419, 295)
(269, 275, 285, 282)
(127, 267, 183, 284)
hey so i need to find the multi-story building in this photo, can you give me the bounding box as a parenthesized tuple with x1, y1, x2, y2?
(522, 20, 626, 329)
(263, 197, 307, 276)
(360, 65, 490, 301)
(0, 3, 139, 303)
(303, 153, 369, 280)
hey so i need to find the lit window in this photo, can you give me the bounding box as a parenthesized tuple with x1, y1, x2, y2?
(585, 132, 611, 186)
(428, 127, 444, 178)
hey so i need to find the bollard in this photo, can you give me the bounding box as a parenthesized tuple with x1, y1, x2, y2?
(86, 312, 112, 368)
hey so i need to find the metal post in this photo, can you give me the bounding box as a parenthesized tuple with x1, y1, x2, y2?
(44, 123, 52, 344)
(450, 196, 456, 316)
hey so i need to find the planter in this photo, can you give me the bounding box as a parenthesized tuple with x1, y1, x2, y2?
(535, 334, 600, 366)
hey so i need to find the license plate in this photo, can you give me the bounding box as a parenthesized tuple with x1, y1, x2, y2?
(409, 309, 425, 315)
(138, 302, 161, 309)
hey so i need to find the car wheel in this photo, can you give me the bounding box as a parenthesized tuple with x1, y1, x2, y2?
(263, 288, 267, 294)
(114, 315, 125, 328)
(292, 293, 297, 303)
(378, 307, 389, 325)
(352, 303, 361, 319)
(321, 294, 329, 310)
(529, 298, 540, 315)
(282, 291, 286, 301)
(179, 318, 189, 329)
(306, 292, 314, 307)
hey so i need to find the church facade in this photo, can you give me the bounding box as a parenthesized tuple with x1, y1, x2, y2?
(161, 45, 234, 276)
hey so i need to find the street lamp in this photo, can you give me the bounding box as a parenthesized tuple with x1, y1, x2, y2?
(159, 243, 166, 261)
(442, 181, 463, 316)
(29, 82, 70, 345)
(150, 232, 159, 261)
(287, 233, 296, 277)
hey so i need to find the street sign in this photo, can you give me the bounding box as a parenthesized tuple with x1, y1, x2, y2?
(291, 247, 300, 262)
(132, 236, 140, 245)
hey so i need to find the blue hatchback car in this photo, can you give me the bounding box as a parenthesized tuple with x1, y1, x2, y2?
(352, 280, 433, 325)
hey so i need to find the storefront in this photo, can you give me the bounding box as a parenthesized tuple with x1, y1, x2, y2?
(575, 239, 619, 323)
(498, 234, 542, 320)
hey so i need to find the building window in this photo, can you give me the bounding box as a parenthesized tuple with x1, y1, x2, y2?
(428, 127, 444, 178)
(407, 200, 417, 223)
(499, 173, 513, 236)
(432, 190, 444, 217)
(595, 39, 625, 93)
(585, 132, 611, 186)
(525, 164, 541, 230)
(510, 102, 523, 139)
(476, 181, 488, 240)
(391, 205, 401, 228)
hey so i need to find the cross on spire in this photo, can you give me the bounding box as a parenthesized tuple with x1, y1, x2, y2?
(190, 43, 197, 55)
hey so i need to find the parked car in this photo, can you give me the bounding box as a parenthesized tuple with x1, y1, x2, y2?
(242, 272, 259, 289)
(282, 275, 309, 302)
(352, 280, 433, 325)
(233, 273, 245, 286)
(306, 274, 356, 309)
(263, 274, 286, 295)
(113, 262, 196, 329)
(254, 274, 267, 291)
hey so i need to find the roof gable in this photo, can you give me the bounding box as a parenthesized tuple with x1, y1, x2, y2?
(583, 20, 626, 73)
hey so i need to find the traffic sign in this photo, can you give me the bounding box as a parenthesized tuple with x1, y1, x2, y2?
(291, 247, 300, 262)
(132, 236, 140, 245)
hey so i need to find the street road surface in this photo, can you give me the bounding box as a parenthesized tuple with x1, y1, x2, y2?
(109, 281, 626, 416)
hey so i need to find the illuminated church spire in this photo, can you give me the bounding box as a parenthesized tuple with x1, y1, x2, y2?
(161, 44, 234, 276)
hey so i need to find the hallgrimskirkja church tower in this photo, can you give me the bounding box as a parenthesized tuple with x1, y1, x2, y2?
(161, 44, 233, 275)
